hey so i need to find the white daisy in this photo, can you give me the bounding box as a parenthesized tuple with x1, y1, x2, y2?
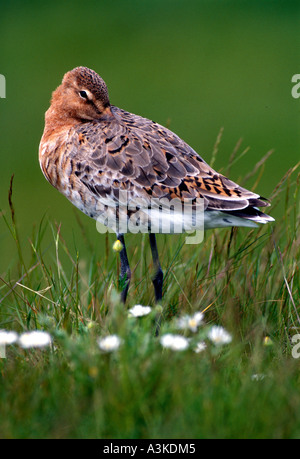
(128, 305, 152, 317)
(0, 330, 18, 345)
(207, 325, 232, 346)
(160, 333, 189, 351)
(194, 341, 207, 353)
(18, 330, 52, 349)
(251, 373, 266, 381)
(177, 311, 204, 332)
(97, 334, 122, 352)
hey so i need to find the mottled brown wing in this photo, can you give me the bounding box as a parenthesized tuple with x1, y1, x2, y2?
(70, 105, 268, 212)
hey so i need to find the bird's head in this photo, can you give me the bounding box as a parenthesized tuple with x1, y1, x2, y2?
(48, 66, 112, 122)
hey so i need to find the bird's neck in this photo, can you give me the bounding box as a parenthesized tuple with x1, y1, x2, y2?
(41, 106, 79, 143)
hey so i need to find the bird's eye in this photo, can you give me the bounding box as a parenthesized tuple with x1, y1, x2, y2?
(79, 90, 88, 99)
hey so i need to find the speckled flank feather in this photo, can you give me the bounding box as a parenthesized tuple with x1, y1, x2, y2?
(39, 66, 274, 231)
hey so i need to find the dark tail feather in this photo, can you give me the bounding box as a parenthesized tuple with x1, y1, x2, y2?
(225, 205, 275, 224)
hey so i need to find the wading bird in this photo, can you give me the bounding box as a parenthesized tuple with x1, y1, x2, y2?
(39, 67, 274, 303)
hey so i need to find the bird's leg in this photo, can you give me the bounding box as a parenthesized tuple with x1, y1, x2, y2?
(117, 233, 131, 304)
(149, 233, 163, 302)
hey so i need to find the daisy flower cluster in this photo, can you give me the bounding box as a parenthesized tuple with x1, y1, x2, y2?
(160, 310, 232, 352)
(0, 305, 233, 356)
(0, 330, 52, 349)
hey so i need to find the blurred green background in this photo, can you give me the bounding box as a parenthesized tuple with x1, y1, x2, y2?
(0, 0, 299, 273)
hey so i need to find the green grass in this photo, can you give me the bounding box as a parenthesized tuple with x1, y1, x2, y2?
(0, 151, 299, 439)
